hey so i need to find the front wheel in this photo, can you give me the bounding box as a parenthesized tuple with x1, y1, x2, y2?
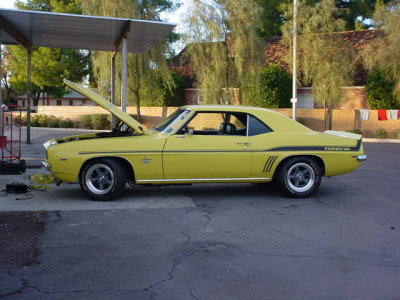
(277, 157, 321, 198)
(80, 159, 127, 201)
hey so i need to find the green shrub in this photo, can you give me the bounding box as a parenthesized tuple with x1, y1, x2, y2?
(47, 116, 60, 128)
(79, 115, 92, 129)
(347, 129, 363, 135)
(73, 120, 81, 128)
(14, 115, 26, 126)
(243, 64, 292, 108)
(91, 114, 110, 130)
(373, 128, 388, 139)
(30, 114, 49, 127)
(366, 68, 399, 109)
(37, 115, 50, 127)
(59, 119, 74, 128)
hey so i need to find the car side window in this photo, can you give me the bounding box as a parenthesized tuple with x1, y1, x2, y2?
(180, 112, 225, 135)
(247, 115, 272, 136)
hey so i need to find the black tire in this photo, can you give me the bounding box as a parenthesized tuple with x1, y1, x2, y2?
(80, 158, 127, 201)
(277, 157, 321, 198)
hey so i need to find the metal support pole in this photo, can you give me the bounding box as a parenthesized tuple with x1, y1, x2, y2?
(111, 54, 117, 128)
(291, 0, 298, 121)
(0, 30, 3, 134)
(121, 38, 128, 113)
(26, 48, 32, 144)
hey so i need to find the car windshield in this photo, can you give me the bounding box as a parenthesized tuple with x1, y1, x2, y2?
(155, 109, 186, 132)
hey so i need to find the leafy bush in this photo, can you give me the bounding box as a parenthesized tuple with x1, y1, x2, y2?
(37, 115, 50, 127)
(373, 128, 388, 139)
(73, 120, 80, 128)
(30, 115, 40, 127)
(79, 115, 92, 129)
(366, 68, 399, 109)
(243, 64, 292, 108)
(59, 119, 74, 128)
(14, 115, 26, 126)
(47, 116, 60, 128)
(91, 114, 110, 130)
(30, 114, 49, 127)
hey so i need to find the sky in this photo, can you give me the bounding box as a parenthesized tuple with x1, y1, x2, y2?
(0, 0, 15, 9)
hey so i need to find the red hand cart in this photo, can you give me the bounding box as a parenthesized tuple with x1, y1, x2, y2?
(0, 105, 26, 174)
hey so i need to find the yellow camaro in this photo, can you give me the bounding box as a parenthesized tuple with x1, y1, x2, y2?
(43, 80, 366, 200)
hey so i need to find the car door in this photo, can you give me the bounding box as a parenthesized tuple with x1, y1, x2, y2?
(247, 114, 277, 179)
(162, 112, 252, 180)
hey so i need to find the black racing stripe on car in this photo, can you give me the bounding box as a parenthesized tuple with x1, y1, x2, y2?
(263, 157, 272, 172)
(265, 139, 362, 152)
(263, 156, 278, 172)
(78, 151, 161, 155)
(267, 156, 278, 172)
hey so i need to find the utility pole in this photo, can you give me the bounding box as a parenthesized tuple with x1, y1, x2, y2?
(291, 0, 298, 120)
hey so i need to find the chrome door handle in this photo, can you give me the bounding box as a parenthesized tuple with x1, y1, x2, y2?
(237, 142, 250, 146)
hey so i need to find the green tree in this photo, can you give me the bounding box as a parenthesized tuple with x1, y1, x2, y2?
(362, 0, 400, 103)
(183, 0, 263, 104)
(281, 0, 355, 129)
(7, 0, 89, 106)
(15, 0, 82, 13)
(365, 68, 398, 109)
(1, 47, 14, 103)
(9, 46, 89, 106)
(82, 0, 179, 121)
(243, 64, 292, 108)
(256, 0, 393, 38)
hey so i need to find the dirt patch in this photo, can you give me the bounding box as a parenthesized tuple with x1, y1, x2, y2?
(0, 212, 48, 269)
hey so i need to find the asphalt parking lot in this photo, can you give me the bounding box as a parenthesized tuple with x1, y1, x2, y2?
(1, 128, 399, 299)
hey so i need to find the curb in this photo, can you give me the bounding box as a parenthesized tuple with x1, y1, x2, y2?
(363, 138, 400, 143)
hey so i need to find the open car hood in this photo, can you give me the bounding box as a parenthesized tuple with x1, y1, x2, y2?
(64, 79, 143, 134)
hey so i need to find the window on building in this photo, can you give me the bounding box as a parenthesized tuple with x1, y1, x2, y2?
(56, 100, 62, 106)
(297, 94, 314, 109)
(69, 100, 73, 106)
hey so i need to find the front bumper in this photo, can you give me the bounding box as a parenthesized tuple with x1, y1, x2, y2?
(356, 154, 367, 161)
(42, 161, 51, 171)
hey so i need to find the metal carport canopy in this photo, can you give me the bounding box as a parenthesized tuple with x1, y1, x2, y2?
(0, 8, 176, 143)
(0, 8, 176, 53)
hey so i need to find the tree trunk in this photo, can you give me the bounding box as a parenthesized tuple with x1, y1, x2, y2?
(133, 90, 141, 122)
(33, 92, 41, 107)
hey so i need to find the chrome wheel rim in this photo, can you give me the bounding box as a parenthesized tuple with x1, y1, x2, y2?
(85, 164, 114, 195)
(286, 162, 315, 193)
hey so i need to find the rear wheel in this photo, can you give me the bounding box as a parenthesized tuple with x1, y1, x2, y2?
(80, 159, 127, 201)
(277, 157, 321, 198)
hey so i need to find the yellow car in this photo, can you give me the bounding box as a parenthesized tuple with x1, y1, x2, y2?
(43, 79, 366, 200)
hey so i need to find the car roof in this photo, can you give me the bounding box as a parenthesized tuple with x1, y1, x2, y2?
(180, 105, 312, 133)
(182, 105, 275, 113)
